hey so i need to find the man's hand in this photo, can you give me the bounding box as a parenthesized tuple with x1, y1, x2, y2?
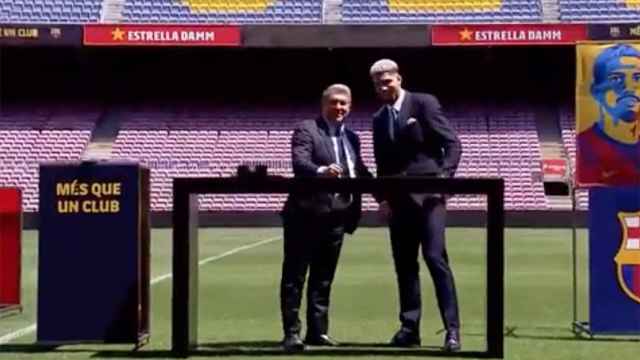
(318, 164, 343, 178)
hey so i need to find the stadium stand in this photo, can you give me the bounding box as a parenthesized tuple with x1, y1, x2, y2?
(122, 0, 324, 24)
(0, 104, 99, 211)
(106, 104, 549, 212)
(0, 0, 103, 23)
(4, 0, 638, 26)
(558, 0, 640, 22)
(342, 0, 543, 23)
(559, 108, 589, 210)
(0, 103, 586, 212)
(0, 0, 552, 24)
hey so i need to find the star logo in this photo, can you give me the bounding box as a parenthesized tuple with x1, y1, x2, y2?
(111, 27, 125, 41)
(459, 28, 474, 41)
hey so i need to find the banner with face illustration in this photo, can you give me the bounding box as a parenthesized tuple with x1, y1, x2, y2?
(576, 43, 640, 187)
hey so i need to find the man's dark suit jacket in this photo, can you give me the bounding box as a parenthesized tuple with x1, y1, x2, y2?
(282, 118, 372, 234)
(372, 91, 462, 203)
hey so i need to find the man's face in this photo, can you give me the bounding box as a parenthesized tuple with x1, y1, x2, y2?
(322, 93, 351, 124)
(372, 71, 402, 103)
(597, 56, 640, 123)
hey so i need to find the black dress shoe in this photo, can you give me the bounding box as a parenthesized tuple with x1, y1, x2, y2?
(390, 328, 421, 347)
(443, 329, 461, 352)
(282, 333, 305, 352)
(304, 334, 339, 346)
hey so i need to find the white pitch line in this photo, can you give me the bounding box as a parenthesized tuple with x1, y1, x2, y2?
(0, 235, 282, 345)
(151, 235, 282, 284)
(0, 324, 37, 345)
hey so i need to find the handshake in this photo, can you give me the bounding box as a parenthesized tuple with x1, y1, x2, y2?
(318, 163, 347, 178)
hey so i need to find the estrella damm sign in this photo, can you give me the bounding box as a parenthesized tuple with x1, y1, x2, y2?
(84, 24, 241, 47)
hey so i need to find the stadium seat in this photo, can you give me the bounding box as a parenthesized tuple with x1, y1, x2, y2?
(0, 105, 99, 211)
(122, 0, 323, 24)
(0, 102, 569, 212)
(559, 0, 640, 22)
(2, 0, 102, 23)
(342, 0, 542, 23)
(100, 104, 548, 212)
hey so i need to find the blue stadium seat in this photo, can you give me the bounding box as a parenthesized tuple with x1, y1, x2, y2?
(559, 0, 640, 22)
(4, 0, 635, 26)
(122, 0, 322, 24)
(3, 0, 102, 23)
(342, 0, 542, 23)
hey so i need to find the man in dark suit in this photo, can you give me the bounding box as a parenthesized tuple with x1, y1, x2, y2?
(369, 59, 463, 352)
(280, 84, 372, 352)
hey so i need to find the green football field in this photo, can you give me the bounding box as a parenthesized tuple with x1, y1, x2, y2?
(1, 227, 638, 360)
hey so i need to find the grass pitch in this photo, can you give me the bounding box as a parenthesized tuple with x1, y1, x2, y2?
(1, 227, 638, 360)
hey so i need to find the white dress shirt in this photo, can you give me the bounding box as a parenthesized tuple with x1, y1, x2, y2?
(317, 120, 356, 178)
(392, 88, 406, 113)
(387, 88, 406, 140)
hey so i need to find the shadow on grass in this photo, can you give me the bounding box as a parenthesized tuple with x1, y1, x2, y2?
(505, 333, 640, 343)
(0, 344, 61, 353)
(90, 341, 481, 358)
(0, 340, 487, 358)
(91, 342, 488, 358)
(499, 325, 640, 343)
(0, 306, 22, 320)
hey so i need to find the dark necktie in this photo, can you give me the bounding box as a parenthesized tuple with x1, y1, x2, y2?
(388, 105, 399, 141)
(337, 134, 352, 178)
(335, 133, 352, 206)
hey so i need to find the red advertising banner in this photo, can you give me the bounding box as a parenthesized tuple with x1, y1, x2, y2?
(84, 24, 241, 46)
(541, 159, 568, 177)
(0, 188, 22, 312)
(432, 24, 587, 46)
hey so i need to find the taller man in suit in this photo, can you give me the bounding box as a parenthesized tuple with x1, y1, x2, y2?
(369, 59, 463, 352)
(280, 84, 372, 352)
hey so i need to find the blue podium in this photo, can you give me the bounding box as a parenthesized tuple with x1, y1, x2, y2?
(38, 162, 150, 347)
